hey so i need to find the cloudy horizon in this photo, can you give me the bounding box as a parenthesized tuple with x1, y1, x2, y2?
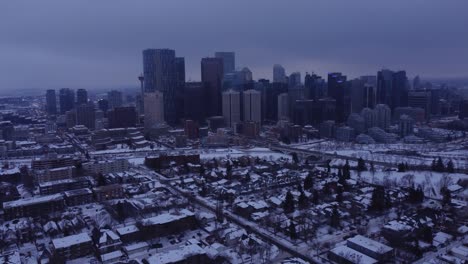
(1, 0, 468, 92)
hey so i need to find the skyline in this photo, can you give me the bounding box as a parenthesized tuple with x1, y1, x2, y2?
(1, 0, 468, 92)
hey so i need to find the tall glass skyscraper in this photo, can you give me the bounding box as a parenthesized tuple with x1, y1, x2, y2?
(215, 52, 235, 74)
(143, 49, 178, 125)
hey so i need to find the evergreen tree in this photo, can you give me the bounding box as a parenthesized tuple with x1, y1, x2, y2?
(289, 221, 297, 239)
(431, 159, 437, 171)
(436, 157, 445, 172)
(297, 183, 303, 193)
(336, 186, 343, 203)
(442, 188, 451, 206)
(97, 173, 106, 186)
(370, 186, 385, 211)
(283, 191, 295, 213)
(291, 152, 299, 164)
(303, 173, 314, 190)
(446, 160, 455, 173)
(357, 158, 367, 171)
(343, 160, 351, 179)
(398, 163, 406, 172)
(330, 206, 340, 227)
(421, 226, 433, 243)
(312, 190, 319, 205)
(298, 192, 308, 209)
(116, 201, 125, 221)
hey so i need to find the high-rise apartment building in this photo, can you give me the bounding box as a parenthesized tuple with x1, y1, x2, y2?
(144, 92, 164, 132)
(243, 89, 261, 123)
(107, 90, 123, 109)
(222, 90, 241, 129)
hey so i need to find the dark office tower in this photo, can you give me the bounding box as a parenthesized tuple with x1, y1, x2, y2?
(108, 106, 137, 128)
(304, 73, 325, 100)
(377, 69, 393, 107)
(107, 90, 123, 109)
(59, 88, 75, 114)
(391, 71, 409, 110)
(143, 49, 178, 125)
(460, 100, 468, 119)
(327, 73, 348, 122)
(76, 89, 88, 105)
(377, 69, 408, 111)
(263, 82, 288, 122)
(350, 78, 365, 113)
(97, 99, 109, 114)
(201, 57, 224, 117)
(45, 89, 57, 115)
(184, 82, 206, 125)
(408, 90, 431, 119)
(288, 86, 305, 120)
(175, 57, 186, 123)
(215, 52, 235, 75)
(76, 103, 95, 130)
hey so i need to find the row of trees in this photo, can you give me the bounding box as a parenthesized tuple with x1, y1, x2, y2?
(431, 157, 455, 173)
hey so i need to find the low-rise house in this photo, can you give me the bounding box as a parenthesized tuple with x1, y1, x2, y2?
(97, 229, 122, 254)
(100, 250, 124, 264)
(93, 184, 124, 202)
(3, 194, 65, 220)
(116, 225, 141, 243)
(142, 244, 209, 264)
(52, 233, 93, 261)
(138, 209, 197, 239)
(64, 188, 93, 206)
(39, 177, 90, 195)
(329, 245, 378, 264)
(346, 235, 394, 262)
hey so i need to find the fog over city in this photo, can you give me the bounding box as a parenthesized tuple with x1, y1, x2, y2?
(1, 0, 468, 92)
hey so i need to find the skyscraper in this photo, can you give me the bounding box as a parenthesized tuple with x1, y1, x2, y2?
(144, 92, 164, 132)
(201, 57, 224, 117)
(289, 72, 301, 88)
(46, 89, 57, 115)
(76, 89, 88, 105)
(108, 106, 137, 129)
(97, 99, 109, 114)
(175, 57, 186, 123)
(222, 90, 241, 129)
(377, 69, 408, 111)
(273, 64, 286, 83)
(215, 52, 235, 74)
(143, 49, 178, 125)
(277, 93, 289, 120)
(327, 72, 349, 123)
(374, 104, 391, 130)
(243, 89, 261, 123)
(75, 103, 95, 130)
(59, 88, 75, 114)
(304, 73, 325, 100)
(184, 82, 206, 125)
(107, 90, 123, 109)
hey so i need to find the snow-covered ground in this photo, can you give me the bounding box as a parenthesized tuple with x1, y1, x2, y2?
(200, 147, 291, 161)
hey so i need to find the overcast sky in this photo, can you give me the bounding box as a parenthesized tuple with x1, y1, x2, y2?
(1, 0, 467, 92)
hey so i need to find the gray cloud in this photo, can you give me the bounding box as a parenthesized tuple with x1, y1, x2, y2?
(1, 0, 467, 92)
